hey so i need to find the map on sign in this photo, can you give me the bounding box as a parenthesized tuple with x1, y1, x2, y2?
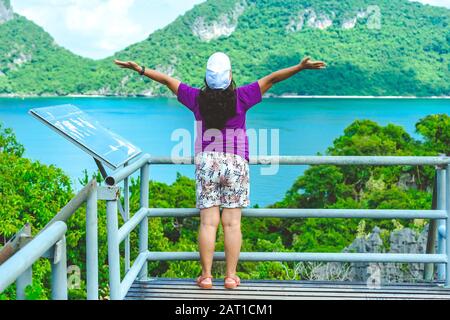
(29, 104, 142, 169)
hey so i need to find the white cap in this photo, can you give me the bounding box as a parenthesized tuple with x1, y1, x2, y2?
(205, 52, 232, 90)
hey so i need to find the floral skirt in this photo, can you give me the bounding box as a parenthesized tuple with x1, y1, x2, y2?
(194, 151, 250, 209)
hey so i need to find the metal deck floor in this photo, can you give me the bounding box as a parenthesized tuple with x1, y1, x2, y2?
(125, 278, 450, 300)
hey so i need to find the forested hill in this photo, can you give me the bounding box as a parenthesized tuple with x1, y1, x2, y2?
(0, 0, 449, 97)
(0, 0, 98, 95)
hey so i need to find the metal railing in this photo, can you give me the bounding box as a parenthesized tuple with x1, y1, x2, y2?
(2, 154, 448, 300)
(0, 222, 68, 300)
(103, 154, 450, 300)
(0, 180, 99, 300)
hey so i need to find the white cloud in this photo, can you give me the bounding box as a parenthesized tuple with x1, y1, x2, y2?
(11, 0, 205, 59)
(410, 0, 450, 7)
(63, 0, 142, 55)
(9, 0, 450, 59)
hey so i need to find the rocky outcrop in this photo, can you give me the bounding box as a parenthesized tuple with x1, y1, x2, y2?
(5, 48, 32, 71)
(154, 64, 176, 78)
(342, 17, 357, 29)
(293, 225, 433, 283)
(287, 9, 334, 32)
(344, 226, 429, 283)
(287, 6, 381, 32)
(343, 6, 382, 30)
(12, 52, 31, 66)
(192, 0, 247, 42)
(0, 0, 13, 24)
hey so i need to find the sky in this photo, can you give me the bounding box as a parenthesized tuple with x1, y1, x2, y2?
(10, 0, 450, 60)
(10, 0, 205, 59)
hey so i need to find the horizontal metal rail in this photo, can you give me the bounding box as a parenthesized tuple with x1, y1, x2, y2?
(118, 208, 148, 243)
(42, 180, 97, 231)
(146, 251, 447, 264)
(147, 208, 447, 219)
(106, 154, 151, 185)
(0, 224, 31, 266)
(0, 222, 67, 297)
(0, 180, 99, 300)
(120, 252, 148, 299)
(1, 181, 96, 266)
(148, 156, 450, 166)
(102, 155, 450, 298)
(106, 155, 450, 185)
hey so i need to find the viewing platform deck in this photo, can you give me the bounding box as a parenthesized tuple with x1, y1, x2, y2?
(126, 278, 450, 300)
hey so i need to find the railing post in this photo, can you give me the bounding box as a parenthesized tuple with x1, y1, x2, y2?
(86, 184, 98, 300)
(16, 267, 32, 300)
(51, 236, 68, 300)
(437, 168, 446, 281)
(446, 166, 450, 287)
(138, 163, 149, 280)
(424, 171, 438, 280)
(124, 175, 130, 273)
(105, 187, 121, 300)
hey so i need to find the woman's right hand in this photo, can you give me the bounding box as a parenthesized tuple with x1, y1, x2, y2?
(114, 60, 140, 72)
(299, 57, 326, 70)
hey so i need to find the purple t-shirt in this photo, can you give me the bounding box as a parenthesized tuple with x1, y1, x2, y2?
(177, 82, 262, 162)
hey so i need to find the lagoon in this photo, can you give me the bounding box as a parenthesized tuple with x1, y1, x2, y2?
(1, 97, 449, 207)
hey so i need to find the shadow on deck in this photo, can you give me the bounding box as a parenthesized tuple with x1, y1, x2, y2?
(126, 278, 450, 300)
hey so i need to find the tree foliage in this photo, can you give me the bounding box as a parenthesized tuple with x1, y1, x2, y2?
(272, 115, 449, 251)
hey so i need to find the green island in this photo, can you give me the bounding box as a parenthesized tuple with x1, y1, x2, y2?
(0, 0, 449, 97)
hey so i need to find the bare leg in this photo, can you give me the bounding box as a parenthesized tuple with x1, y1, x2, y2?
(199, 206, 220, 278)
(221, 208, 242, 277)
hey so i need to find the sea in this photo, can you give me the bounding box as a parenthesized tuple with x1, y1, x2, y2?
(1, 97, 449, 207)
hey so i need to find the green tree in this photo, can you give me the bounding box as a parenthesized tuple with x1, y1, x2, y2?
(0, 122, 24, 157)
(416, 114, 450, 155)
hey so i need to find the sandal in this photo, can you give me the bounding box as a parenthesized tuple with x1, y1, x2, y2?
(224, 275, 240, 289)
(196, 275, 213, 289)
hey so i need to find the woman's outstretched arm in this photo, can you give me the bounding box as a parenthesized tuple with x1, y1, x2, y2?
(114, 60, 181, 95)
(258, 57, 326, 95)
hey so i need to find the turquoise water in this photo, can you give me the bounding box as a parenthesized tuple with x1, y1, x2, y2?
(1, 97, 449, 206)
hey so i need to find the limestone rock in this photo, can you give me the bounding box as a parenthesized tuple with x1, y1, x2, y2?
(287, 9, 333, 32)
(342, 17, 357, 29)
(192, 0, 247, 42)
(344, 226, 431, 283)
(0, 0, 13, 24)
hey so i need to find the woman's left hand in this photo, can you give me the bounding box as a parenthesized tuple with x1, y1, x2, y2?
(114, 60, 140, 72)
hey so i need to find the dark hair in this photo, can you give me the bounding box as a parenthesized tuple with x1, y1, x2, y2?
(198, 79, 237, 130)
